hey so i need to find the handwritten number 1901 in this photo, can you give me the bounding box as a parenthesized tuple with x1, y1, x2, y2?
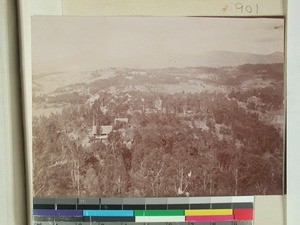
(234, 3, 259, 14)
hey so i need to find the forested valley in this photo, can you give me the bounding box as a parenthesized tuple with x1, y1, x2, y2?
(32, 64, 284, 197)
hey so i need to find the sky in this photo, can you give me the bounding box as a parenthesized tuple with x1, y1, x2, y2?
(32, 16, 284, 73)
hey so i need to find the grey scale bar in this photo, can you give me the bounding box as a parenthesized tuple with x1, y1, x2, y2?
(101, 198, 123, 205)
(33, 222, 53, 225)
(215, 222, 233, 225)
(34, 223, 253, 225)
(33, 222, 231, 225)
(211, 197, 233, 203)
(189, 197, 211, 204)
(32, 220, 254, 225)
(145, 198, 168, 204)
(78, 198, 100, 205)
(56, 198, 77, 205)
(122, 223, 144, 225)
(33, 197, 255, 204)
(33, 198, 56, 204)
(52, 222, 77, 225)
(234, 221, 253, 225)
(189, 223, 210, 225)
(176, 223, 196, 225)
(33, 196, 255, 211)
(122, 198, 145, 205)
(167, 197, 190, 204)
(100, 223, 125, 225)
(233, 203, 253, 209)
(143, 223, 166, 225)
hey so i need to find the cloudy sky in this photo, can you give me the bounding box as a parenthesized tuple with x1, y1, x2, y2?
(32, 16, 284, 73)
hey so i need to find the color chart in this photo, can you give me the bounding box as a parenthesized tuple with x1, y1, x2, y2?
(33, 196, 254, 225)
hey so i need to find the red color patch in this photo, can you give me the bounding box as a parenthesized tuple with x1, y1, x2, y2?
(234, 208, 254, 220)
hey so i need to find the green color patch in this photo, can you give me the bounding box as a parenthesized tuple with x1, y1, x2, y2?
(134, 210, 184, 216)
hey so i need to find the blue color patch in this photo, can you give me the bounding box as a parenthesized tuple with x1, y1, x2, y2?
(33, 209, 82, 216)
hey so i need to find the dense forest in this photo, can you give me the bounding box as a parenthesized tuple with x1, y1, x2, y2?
(32, 64, 284, 197)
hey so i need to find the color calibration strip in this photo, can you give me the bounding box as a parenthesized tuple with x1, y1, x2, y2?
(33, 196, 254, 225)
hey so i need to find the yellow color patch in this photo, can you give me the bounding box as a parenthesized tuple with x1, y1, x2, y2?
(185, 209, 233, 216)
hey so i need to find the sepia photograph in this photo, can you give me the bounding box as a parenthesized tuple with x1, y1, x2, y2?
(32, 17, 285, 197)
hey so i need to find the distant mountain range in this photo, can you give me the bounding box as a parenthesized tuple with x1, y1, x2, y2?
(133, 51, 284, 68)
(190, 51, 284, 67)
(191, 51, 284, 67)
(33, 51, 284, 76)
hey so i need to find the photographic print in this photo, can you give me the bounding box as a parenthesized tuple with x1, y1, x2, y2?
(32, 17, 285, 197)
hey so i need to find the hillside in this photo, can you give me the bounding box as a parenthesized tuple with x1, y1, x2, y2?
(32, 63, 285, 197)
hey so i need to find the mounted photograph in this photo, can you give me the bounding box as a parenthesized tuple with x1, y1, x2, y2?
(31, 17, 285, 197)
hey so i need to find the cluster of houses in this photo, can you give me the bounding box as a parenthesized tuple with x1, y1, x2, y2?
(91, 117, 129, 142)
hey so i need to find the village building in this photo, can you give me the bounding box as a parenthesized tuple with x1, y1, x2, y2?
(114, 118, 129, 123)
(92, 117, 113, 141)
(154, 97, 163, 111)
(98, 125, 113, 140)
(93, 125, 113, 141)
(92, 124, 97, 136)
(92, 117, 97, 136)
(100, 105, 108, 114)
(87, 94, 99, 108)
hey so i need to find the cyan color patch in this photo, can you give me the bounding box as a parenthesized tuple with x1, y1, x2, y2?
(83, 210, 134, 217)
